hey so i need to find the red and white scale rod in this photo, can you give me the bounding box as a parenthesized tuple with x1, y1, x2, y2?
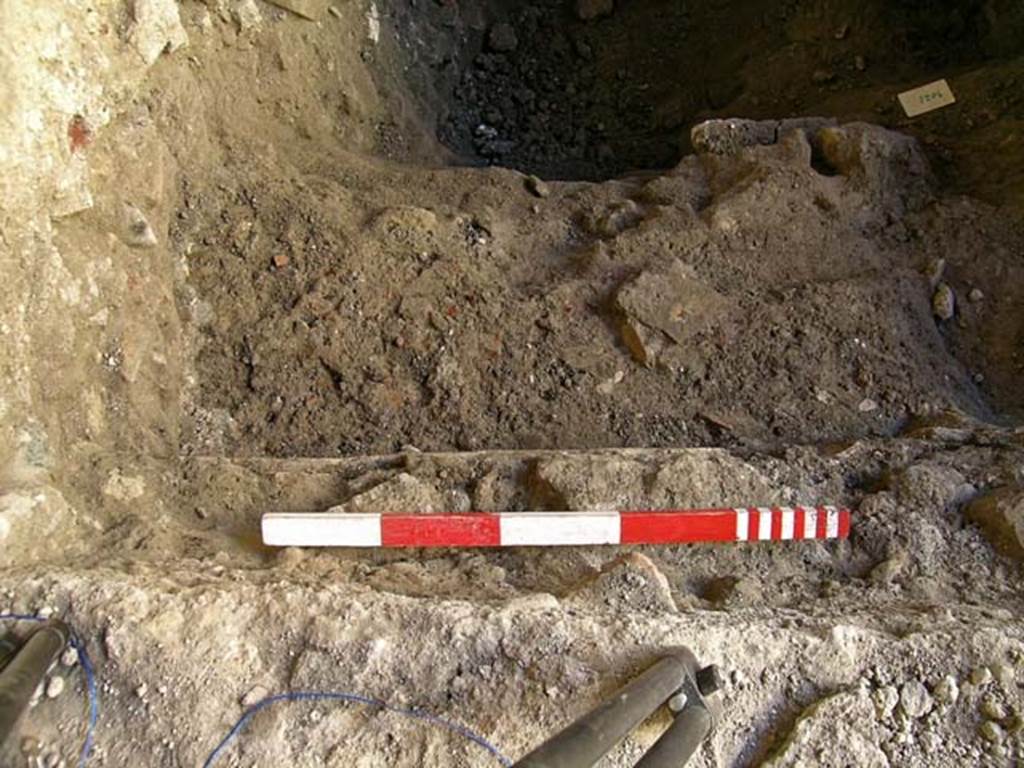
(262, 506, 850, 548)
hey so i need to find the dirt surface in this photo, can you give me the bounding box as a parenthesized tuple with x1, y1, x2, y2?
(2, 1, 1024, 767)
(178, 120, 1024, 458)
(145, 0, 1024, 459)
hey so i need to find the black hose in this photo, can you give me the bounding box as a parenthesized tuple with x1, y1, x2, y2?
(513, 651, 698, 768)
(634, 703, 713, 768)
(0, 620, 70, 748)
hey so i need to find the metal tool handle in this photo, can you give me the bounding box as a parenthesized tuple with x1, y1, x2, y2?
(634, 703, 712, 768)
(0, 620, 70, 747)
(513, 649, 705, 768)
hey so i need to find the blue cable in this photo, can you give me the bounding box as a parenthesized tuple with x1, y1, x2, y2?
(0, 613, 98, 768)
(0, 613, 510, 768)
(202, 689, 513, 767)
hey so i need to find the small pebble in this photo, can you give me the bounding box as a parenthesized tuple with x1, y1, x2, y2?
(933, 675, 959, 705)
(980, 695, 1006, 720)
(900, 679, 933, 719)
(870, 551, 906, 585)
(968, 287, 984, 302)
(241, 684, 269, 708)
(925, 257, 946, 288)
(525, 175, 550, 198)
(60, 647, 78, 668)
(992, 662, 1015, 687)
(920, 731, 941, 753)
(970, 666, 994, 687)
(487, 22, 518, 52)
(932, 283, 955, 320)
(854, 55, 867, 71)
(980, 720, 1005, 744)
(276, 546, 306, 568)
(873, 685, 899, 719)
(858, 398, 878, 413)
(123, 204, 158, 249)
(574, 0, 614, 21)
(135, 683, 148, 699)
(20, 736, 40, 756)
(45, 676, 65, 699)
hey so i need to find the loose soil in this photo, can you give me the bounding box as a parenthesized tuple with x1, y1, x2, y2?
(153, 0, 1024, 459)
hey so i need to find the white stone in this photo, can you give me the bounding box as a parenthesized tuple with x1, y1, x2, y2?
(232, 0, 263, 30)
(45, 676, 65, 699)
(872, 685, 898, 719)
(240, 684, 269, 708)
(129, 0, 189, 65)
(102, 470, 146, 501)
(933, 675, 959, 705)
(899, 680, 933, 719)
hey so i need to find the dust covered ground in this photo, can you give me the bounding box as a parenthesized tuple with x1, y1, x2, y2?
(167, 0, 1024, 458)
(2, 1, 1024, 767)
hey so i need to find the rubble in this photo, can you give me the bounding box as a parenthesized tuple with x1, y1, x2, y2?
(970, 666, 995, 687)
(965, 485, 1024, 558)
(934, 675, 959, 705)
(568, 553, 676, 614)
(872, 685, 899, 718)
(524, 174, 550, 198)
(330, 473, 445, 514)
(933, 283, 956, 320)
(575, 0, 614, 21)
(899, 679, 933, 719)
(869, 550, 908, 585)
(128, 0, 189, 65)
(817, 123, 934, 214)
(531, 455, 646, 509)
(265, 0, 327, 21)
(488, 23, 518, 52)
(980, 720, 1005, 744)
(122, 203, 159, 249)
(612, 261, 730, 368)
(766, 690, 889, 767)
(690, 117, 836, 155)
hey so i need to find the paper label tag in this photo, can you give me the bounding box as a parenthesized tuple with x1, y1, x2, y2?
(898, 79, 956, 118)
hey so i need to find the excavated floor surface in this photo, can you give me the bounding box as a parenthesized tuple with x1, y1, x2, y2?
(1, 1, 1024, 767)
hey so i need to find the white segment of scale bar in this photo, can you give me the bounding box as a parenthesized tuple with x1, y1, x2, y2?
(499, 511, 621, 546)
(262, 513, 382, 547)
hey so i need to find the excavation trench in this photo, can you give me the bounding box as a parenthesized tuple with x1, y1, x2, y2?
(3, 1, 1024, 767)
